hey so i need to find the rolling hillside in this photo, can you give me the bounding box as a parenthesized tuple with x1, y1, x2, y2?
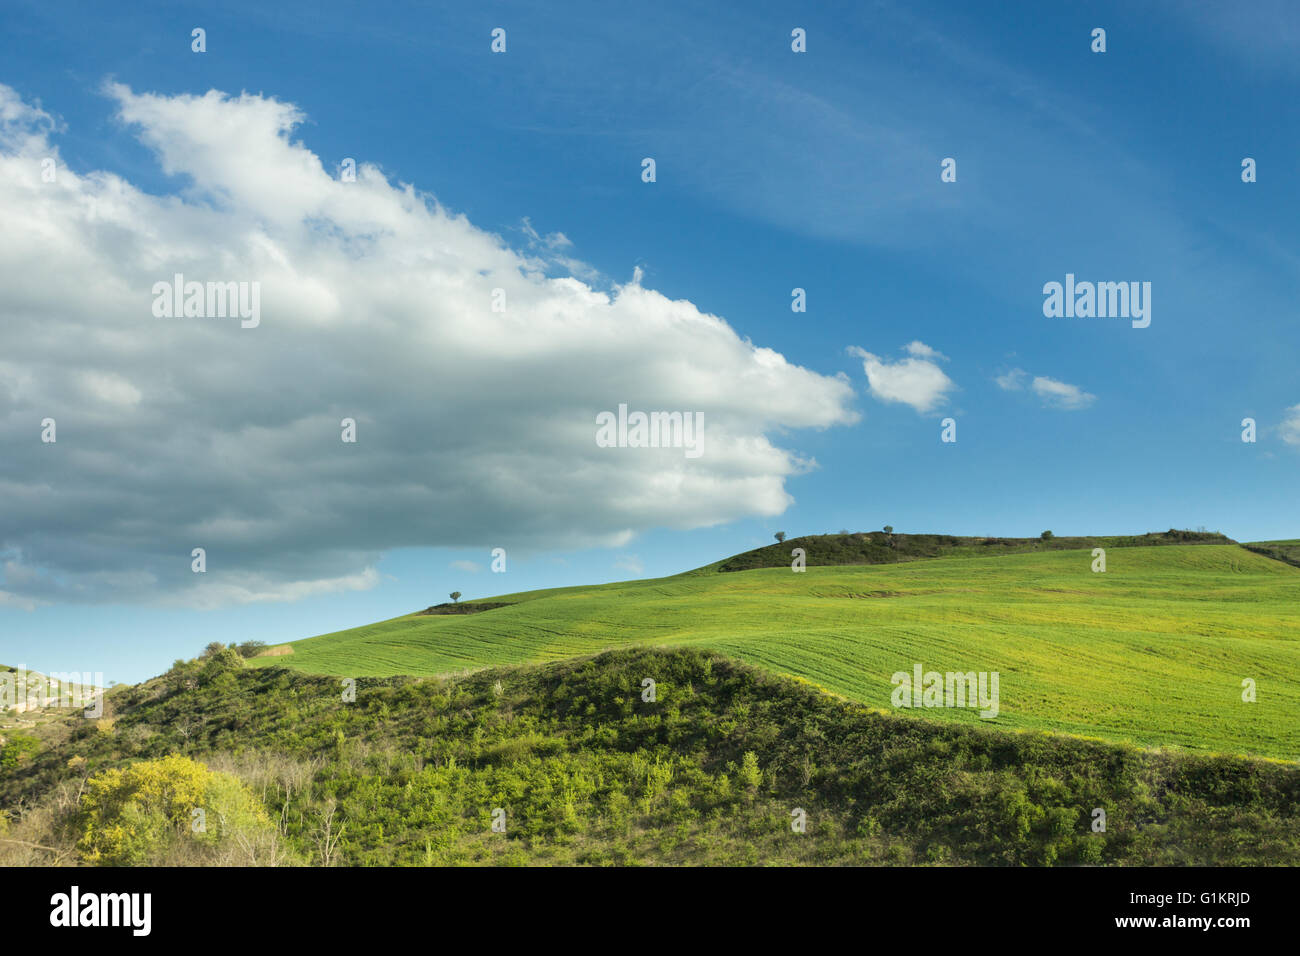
(5, 647, 1299, 866)
(255, 541, 1300, 760)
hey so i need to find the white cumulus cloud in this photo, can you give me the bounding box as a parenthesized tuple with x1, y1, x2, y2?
(0, 83, 858, 607)
(904, 341, 948, 362)
(848, 343, 954, 414)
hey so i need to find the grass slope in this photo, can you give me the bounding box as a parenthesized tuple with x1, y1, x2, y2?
(257, 544, 1300, 760)
(5, 648, 1299, 866)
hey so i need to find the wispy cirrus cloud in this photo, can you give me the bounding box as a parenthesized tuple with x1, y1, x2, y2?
(996, 368, 1095, 411)
(995, 368, 1029, 392)
(1031, 376, 1096, 411)
(1280, 405, 1300, 446)
(613, 554, 645, 575)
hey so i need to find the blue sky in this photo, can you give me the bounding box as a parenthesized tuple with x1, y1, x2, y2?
(1, 0, 1296, 682)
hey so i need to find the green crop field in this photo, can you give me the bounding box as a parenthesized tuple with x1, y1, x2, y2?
(255, 543, 1300, 760)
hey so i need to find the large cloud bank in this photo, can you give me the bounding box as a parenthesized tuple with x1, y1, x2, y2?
(0, 84, 856, 607)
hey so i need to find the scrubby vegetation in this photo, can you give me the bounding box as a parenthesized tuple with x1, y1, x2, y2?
(420, 602, 514, 616)
(714, 529, 1234, 572)
(3, 646, 1297, 866)
(77, 754, 277, 865)
(0, 732, 39, 769)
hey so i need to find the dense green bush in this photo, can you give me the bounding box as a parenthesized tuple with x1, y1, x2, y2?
(716, 530, 1233, 572)
(0, 732, 39, 769)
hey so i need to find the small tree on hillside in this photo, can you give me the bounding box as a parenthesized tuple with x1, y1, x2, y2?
(450, 591, 462, 603)
(883, 526, 893, 535)
(1040, 530, 1054, 541)
(774, 532, 786, 543)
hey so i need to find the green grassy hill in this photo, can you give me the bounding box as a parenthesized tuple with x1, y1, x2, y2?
(255, 541, 1300, 760)
(5, 648, 1299, 866)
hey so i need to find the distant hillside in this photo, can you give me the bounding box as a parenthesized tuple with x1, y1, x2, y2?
(1, 665, 104, 727)
(713, 529, 1235, 572)
(3, 647, 1298, 866)
(1244, 539, 1300, 569)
